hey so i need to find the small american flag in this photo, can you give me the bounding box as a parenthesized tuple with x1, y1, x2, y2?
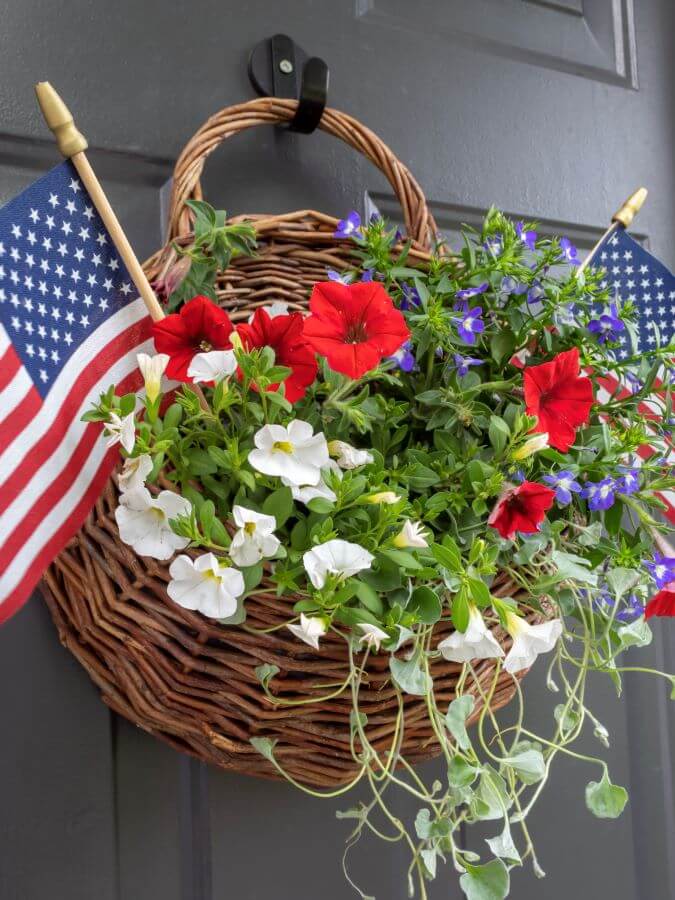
(592, 226, 675, 522)
(594, 227, 675, 354)
(0, 160, 152, 622)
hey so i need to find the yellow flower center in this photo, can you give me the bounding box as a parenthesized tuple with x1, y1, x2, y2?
(244, 521, 257, 536)
(272, 441, 294, 454)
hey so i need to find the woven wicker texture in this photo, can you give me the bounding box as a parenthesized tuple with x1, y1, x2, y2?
(44, 99, 530, 787)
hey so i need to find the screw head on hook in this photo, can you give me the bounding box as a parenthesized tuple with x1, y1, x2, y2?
(279, 59, 294, 74)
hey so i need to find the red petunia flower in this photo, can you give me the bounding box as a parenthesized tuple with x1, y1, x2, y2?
(645, 583, 675, 619)
(488, 481, 556, 541)
(152, 295, 234, 381)
(236, 308, 318, 403)
(523, 348, 594, 452)
(302, 281, 410, 379)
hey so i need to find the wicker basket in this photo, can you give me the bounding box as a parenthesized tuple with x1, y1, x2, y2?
(43, 98, 532, 788)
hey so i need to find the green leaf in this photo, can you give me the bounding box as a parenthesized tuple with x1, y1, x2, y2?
(306, 497, 335, 514)
(408, 586, 442, 624)
(389, 655, 430, 696)
(502, 749, 545, 784)
(490, 331, 516, 365)
(355, 581, 385, 617)
(606, 567, 639, 600)
(242, 562, 263, 592)
(262, 486, 294, 528)
(249, 736, 277, 761)
(551, 550, 598, 586)
(432, 540, 462, 573)
(445, 695, 475, 750)
(255, 664, 280, 689)
(585, 771, 628, 819)
(448, 754, 479, 788)
(451, 588, 470, 633)
(486, 823, 521, 865)
(471, 766, 512, 821)
(380, 547, 424, 571)
(459, 859, 510, 900)
(617, 618, 652, 649)
(488, 416, 510, 455)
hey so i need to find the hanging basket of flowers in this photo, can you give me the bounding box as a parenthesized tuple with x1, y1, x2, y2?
(42, 97, 675, 898)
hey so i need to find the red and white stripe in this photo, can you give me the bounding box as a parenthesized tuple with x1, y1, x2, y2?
(0, 298, 152, 623)
(595, 371, 675, 523)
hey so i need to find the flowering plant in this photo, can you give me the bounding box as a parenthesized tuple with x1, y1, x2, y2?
(86, 207, 675, 899)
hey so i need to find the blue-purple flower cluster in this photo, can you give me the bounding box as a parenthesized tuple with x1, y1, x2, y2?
(544, 467, 641, 511)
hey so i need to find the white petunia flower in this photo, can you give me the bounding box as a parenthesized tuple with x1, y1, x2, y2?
(105, 411, 136, 454)
(248, 300, 289, 321)
(248, 420, 329, 486)
(115, 487, 191, 559)
(229, 505, 280, 567)
(328, 440, 374, 470)
(393, 520, 429, 549)
(287, 613, 328, 650)
(282, 460, 341, 506)
(167, 553, 245, 619)
(303, 539, 374, 590)
(118, 453, 153, 493)
(438, 605, 505, 663)
(358, 622, 390, 652)
(137, 352, 170, 403)
(187, 349, 237, 384)
(504, 613, 563, 674)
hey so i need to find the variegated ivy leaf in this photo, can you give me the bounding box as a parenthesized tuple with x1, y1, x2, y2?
(445, 695, 475, 751)
(486, 822, 521, 865)
(459, 859, 510, 900)
(389, 655, 431, 696)
(585, 771, 628, 819)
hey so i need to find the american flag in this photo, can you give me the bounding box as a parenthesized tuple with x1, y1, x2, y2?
(0, 160, 152, 622)
(594, 227, 675, 355)
(592, 226, 675, 522)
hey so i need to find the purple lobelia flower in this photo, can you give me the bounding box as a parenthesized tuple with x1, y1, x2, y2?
(501, 275, 527, 296)
(587, 302, 625, 344)
(542, 470, 582, 506)
(369, 212, 382, 225)
(361, 268, 375, 283)
(335, 211, 362, 240)
(526, 280, 546, 304)
(643, 551, 675, 589)
(400, 283, 421, 311)
(453, 353, 483, 377)
(394, 227, 404, 243)
(559, 237, 580, 266)
(617, 593, 645, 623)
(455, 302, 485, 345)
(615, 467, 640, 495)
(456, 282, 489, 301)
(327, 269, 353, 284)
(484, 234, 503, 256)
(581, 476, 617, 511)
(594, 590, 645, 623)
(516, 221, 537, 251)
(553, 302, 578, 328)
(388, 340, 416, 372)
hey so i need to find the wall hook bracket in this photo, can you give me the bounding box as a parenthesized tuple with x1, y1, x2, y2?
(248, 34, 329, 134)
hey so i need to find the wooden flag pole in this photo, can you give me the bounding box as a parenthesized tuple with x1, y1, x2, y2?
(34, 81, 210, 411)
(34, 81, 165, 322)
(578, 186, 648, 273)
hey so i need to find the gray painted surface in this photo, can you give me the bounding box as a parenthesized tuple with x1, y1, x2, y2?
(0, 1, 673, 898)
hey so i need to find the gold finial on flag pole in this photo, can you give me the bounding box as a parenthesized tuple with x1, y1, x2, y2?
(612, 187, 648, 228)
(578, 186, 648, 273)
(34, 81, 165, 323)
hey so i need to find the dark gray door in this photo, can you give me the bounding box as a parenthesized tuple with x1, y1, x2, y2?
(1, 2, 674, 898)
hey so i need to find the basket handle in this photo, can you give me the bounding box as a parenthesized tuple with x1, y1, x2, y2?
(167, 97, 436, 249)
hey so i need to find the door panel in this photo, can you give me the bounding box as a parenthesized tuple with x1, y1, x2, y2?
(1, 1, 673, 898)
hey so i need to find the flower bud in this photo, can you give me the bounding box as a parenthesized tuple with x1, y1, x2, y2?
(136, 352, 169, 404)
(366, 491, 401, 505)
(512, 432, 549, 460)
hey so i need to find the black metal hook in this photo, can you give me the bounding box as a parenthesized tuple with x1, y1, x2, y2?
(248, 34, 329, 134)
